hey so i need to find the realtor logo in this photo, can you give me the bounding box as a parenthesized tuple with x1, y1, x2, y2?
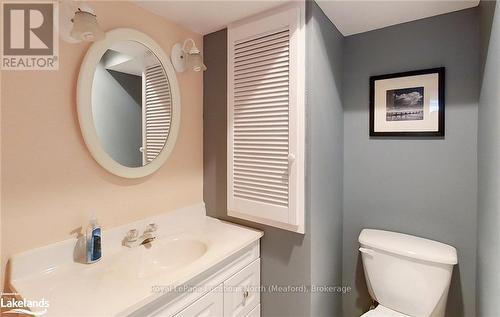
(1, 292, 49, 316)
(2, 1, 59, 70)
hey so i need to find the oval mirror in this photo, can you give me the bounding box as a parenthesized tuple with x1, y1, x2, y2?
(77, 29, 180, 178)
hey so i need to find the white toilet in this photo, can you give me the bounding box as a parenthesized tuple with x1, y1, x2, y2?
(358, 229, 458, 317)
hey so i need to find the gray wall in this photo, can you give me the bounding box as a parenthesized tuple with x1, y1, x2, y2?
(203, 2, 344, 316)
(342, 9, 479, 317)
(203, 28, 312, 317)
(477, 1, 499, 316)
(479, 1, 498, 85)
(92, 62, 142, 167)
(306, 2, 344, 316)
(204, 4, 483, 317)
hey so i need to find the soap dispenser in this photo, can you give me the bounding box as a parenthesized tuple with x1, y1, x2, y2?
(86, 216, 102, 263)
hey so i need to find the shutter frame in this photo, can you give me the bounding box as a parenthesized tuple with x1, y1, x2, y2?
(227, 3, 305, 233)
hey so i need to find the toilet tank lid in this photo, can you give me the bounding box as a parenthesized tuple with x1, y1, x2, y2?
(359, 229, 458, 265)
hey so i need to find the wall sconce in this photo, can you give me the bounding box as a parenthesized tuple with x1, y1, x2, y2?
(70, 7, 104, 42)
(171, 39, 207, 73)
(60, 1, 104, 43)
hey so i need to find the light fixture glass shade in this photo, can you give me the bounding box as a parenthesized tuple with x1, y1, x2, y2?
(70, 10, 104, 42)
(188, 52, 207, 72)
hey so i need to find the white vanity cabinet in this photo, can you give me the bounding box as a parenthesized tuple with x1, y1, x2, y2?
(173, 286, 224, 317)
(223, 259, 261, 317)
(246, 305, 261, 317)
(142, 241, 261, 317)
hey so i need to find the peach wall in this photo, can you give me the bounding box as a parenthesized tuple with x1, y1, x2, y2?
(0, 1, 203, 284)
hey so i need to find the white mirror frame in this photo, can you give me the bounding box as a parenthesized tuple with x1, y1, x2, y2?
(77, 28, 181, 178)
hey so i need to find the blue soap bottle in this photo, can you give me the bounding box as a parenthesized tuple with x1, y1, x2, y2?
(86, 216, 102, 263)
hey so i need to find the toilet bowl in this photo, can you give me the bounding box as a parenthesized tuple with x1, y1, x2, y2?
(362, 305, 409, 317)
(358, 229, 457, 317)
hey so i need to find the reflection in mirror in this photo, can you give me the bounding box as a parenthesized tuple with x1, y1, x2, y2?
(92, 40, 171, 168)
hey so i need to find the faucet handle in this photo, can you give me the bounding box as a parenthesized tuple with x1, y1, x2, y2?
(126, 229, 139, 241)
(145, 223, 158, 233)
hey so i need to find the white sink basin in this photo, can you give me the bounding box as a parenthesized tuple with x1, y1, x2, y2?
(109, 238, 208, 279)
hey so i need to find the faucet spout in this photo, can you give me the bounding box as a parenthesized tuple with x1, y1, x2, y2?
(141, 236, 156, 245)
(123, 223, 158, 248)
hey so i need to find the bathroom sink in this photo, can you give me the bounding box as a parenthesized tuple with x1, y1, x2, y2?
(110, 238, 208, 278)
(8, 204, 263, 317)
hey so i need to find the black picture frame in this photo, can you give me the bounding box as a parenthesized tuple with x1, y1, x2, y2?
(369, 67, 445, 137)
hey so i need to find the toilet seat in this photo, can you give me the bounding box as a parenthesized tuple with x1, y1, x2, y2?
(360, 305, 410, 317)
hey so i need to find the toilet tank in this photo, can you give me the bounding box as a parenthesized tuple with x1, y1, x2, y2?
(359, 229, 457, 317)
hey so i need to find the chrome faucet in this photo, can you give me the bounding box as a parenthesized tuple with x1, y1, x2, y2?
(123, 223, 158, 248)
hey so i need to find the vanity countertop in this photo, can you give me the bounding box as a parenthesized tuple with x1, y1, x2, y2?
(8, 203, 263, 317)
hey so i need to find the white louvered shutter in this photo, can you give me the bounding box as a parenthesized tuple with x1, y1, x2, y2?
(227, 4, 305, 233)
(143, 64, 172, 164)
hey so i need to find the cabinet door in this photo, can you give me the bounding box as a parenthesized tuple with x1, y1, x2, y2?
(172, 286, 223, 317)
(224, 259, 260, 317)
(246, 304, 260, 317)
(227, 3, 305, 234)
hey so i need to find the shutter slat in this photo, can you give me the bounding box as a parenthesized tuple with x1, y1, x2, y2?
(146, 95, 171, 102)
(234, 66, 288, 81)
(234, 122, 288, 129)
(235, 47, 289, 67)
(235, 29, 288, 49)
(146, 124, 171, 128)
(235, 161, 288, 171)
(235, 96, 288, 107)
(235, 157, 288, 166)
(235, 90, 288, 102)
(234, 170, 288, 182)
(235, 77, 289, 89)
(235, 85, 288, 98)
(234, 192, 288, 207)
(234, 189, 288, 204)
(235, 32, 289, 55)
(235, 183, 288, 196)
(146, 93, 171, 99)
(234, 178, 288, 189)
(234, 57, 289, 73)
(234, 72, 289, 87)
(235, 39, 288, 57)
(234, 174, 288, 186)
(234, 102, 289, 111)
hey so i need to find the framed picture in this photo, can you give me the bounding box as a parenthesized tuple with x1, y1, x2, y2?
(370, 67, 445, 137)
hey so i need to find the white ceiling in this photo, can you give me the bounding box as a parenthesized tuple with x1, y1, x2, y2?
(135, 0, 291, 35)
(103, 41, 160, 76)
(316, 0, 480, 36)
(135, 0, 480, 36)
